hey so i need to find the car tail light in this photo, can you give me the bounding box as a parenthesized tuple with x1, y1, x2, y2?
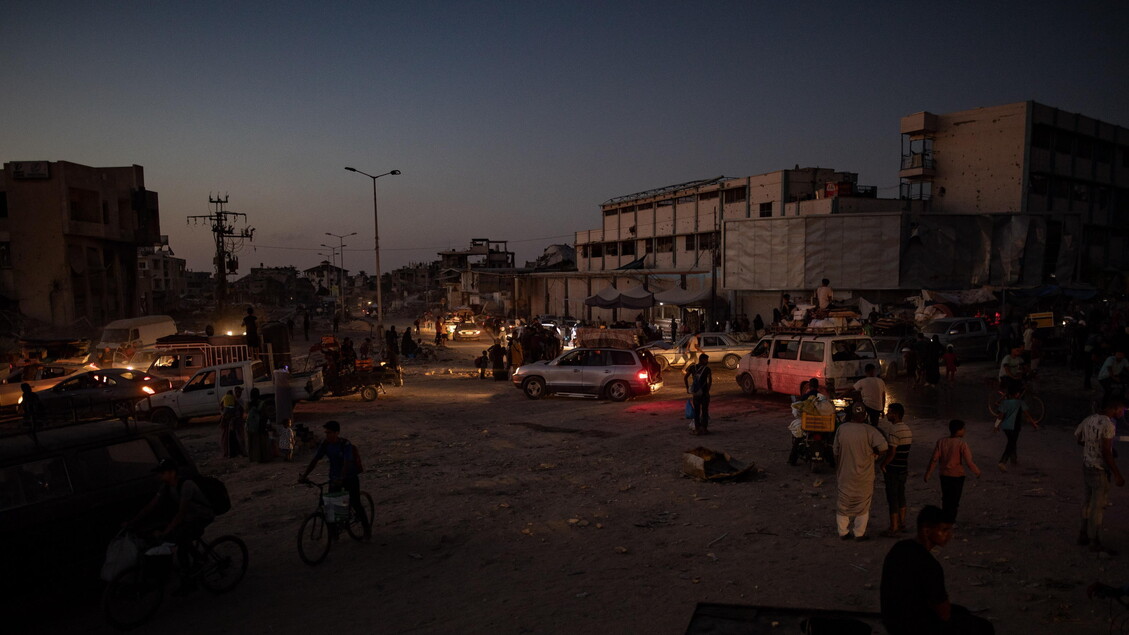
(637, 370, 649, 380)
(142, 386, 155, 395)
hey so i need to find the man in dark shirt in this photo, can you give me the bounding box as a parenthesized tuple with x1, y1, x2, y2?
(242, 306, 259, 351)
(299, 420, 370, 540)
(881, 505, 994, 634)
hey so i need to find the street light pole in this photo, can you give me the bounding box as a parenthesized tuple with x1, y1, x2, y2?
(326, 231, 356, 318)
(344, 167, 401, 343)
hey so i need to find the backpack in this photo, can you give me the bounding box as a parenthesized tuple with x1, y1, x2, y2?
(184, 475, 232, 515)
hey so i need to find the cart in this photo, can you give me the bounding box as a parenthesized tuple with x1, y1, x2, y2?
(316, 336, 402, 401)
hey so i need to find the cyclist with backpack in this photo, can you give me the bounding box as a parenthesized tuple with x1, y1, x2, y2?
(299, 420, 371, 541)
(124, 459, 218, 594)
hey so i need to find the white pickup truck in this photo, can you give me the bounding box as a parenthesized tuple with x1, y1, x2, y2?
(139, 359, 324, 426)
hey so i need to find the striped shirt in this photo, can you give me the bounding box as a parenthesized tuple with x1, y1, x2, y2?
(885, 421, 913, 473)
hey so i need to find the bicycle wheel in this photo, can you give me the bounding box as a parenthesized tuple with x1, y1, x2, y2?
(987, 390, 1004, 418)
(297, 513, 332, 565)
(198, 536, 248, 593)
(1026, 394, 1045, 425)
(346, 491, 375, 541)
(102, 565, 164, 630)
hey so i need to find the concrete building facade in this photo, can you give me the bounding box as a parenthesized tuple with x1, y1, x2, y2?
(138, 246, 187, 314)
(899, 101, 1129, 278)
(0, 161, 161, 328)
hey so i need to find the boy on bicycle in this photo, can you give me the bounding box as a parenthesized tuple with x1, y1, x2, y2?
(299, 420, 371, 540)
(124, 459, 215, 593)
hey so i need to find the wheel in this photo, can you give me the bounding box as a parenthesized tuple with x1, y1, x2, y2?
(657, 356, 671, 371)
(987, 391, 1004, 418)
(151, 408, 178, 427)
(1026, 394, 1045, 424)
(296, 513, 332, 565)
(605, 380, 630, 402)
(738, 374, 757, 395)
(360, 385, 378, 402)
(722, 354, 741, 370)
(346, 491, 375, 541)
(523, 377, 546, 400)
(102, 565, 164, 630)
(198, 536, 248, 594)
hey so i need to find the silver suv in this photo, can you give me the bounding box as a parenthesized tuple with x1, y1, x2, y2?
(512, 347, 663, 401)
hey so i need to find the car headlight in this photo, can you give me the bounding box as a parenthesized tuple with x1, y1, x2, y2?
(142, 386, 155, 395)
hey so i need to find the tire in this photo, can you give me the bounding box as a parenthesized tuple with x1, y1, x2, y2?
(722, 354, 741, 370)
(360, 385, 378, 402)
(657, 356, 671, 371)
(102, 565, 164, 630)
(738, 374, 756, 395)
(605, 380, 630, 402)
(346, 491, 375, 541)
(297, 513, 332, 565)
(523, 377, 546, 400)
(151, 408, 178, 427)
(1027, 394, 1046, 424)
(198, 536, 248, 594)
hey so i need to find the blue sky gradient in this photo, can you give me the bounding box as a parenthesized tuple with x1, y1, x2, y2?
(4, 1, 1127, 274)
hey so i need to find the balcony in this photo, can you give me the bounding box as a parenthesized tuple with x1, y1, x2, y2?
(899, 153, 936, 179)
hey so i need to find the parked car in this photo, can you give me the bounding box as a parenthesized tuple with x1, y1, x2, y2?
(0, 420, 193, 595)
(735, 331, 879, 396)
(921, 317, 998, 359)
(35, 369, 174, 420)
(0, 363, 84, 408)
(512, 347, 663, 402)
(873, 335, 917, 379)
(452, 323, 484, 341)
(643, 332, 750, 371)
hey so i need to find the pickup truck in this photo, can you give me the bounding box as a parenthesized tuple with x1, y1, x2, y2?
(138, 359, 324, 426)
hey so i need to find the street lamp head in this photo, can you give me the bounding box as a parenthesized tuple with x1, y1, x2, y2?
(344, 167, 357, 172)
(391, 170, 401, 175)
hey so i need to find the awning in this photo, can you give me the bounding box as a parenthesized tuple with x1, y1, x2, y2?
(583, 286, 654, 309)
(653, 287, 714, 306)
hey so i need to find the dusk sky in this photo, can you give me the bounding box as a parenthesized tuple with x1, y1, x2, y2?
(4, 1, 1127, 276)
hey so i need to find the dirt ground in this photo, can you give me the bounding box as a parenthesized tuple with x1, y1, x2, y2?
(45, 320, 1129, 634)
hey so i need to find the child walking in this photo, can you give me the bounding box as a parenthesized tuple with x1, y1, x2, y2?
(924, 419, 982, 520)
(991, 383, 1039, 471)
(942, 345, 958, 385)
(279, 418, 296, 461)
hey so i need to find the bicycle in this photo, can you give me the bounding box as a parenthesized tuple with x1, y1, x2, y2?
(102, 531, 248, 630)
(987, 377, 1045, 425)
(296, 479, 375, 565)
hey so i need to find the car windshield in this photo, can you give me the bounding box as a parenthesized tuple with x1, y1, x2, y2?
(922, 322, 950, 334)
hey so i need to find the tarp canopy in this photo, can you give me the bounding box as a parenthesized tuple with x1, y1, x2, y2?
(653, 286, 714, 306)
(583, 286, 654, 309)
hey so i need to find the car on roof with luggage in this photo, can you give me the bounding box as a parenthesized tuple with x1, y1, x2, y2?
(512, 346, 663, 401)
(643, 332, 751, 370)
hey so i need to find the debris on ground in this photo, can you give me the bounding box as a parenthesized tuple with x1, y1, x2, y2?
(681, 447, 758, 482)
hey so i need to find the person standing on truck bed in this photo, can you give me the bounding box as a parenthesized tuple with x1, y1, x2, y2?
(242, 307, 259, 353)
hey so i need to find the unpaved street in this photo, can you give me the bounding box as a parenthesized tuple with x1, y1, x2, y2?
(42, 324, 1129, 634)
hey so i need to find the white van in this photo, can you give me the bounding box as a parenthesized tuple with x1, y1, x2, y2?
(735, 330, 879, 396)
(94, 316, 177, 353)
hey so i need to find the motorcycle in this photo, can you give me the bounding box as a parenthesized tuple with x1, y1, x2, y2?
(787, 395, 853, 472)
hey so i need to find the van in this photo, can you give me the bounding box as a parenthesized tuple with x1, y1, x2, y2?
(0, 421, 193, 594)
(94, 315, 178, 353)
(735, 329, 879, 396)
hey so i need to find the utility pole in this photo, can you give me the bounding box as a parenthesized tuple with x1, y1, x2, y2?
(188, 195, 255, 312)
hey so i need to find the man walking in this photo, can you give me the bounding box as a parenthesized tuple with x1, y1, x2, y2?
(684, 353, 712, 435)
(879, 403, 912, 537)
(833, 403, 889, 540)
(1076, 397, 1126, 555)
(852, 363, 887, 426)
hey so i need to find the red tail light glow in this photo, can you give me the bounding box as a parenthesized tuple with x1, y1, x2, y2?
(637, 371, 649, 380)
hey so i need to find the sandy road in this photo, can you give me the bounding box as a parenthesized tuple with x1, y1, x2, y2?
(40, 328, 1129, 634)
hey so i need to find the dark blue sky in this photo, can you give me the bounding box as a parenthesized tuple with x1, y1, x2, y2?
(4, 1, 1126, 274)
